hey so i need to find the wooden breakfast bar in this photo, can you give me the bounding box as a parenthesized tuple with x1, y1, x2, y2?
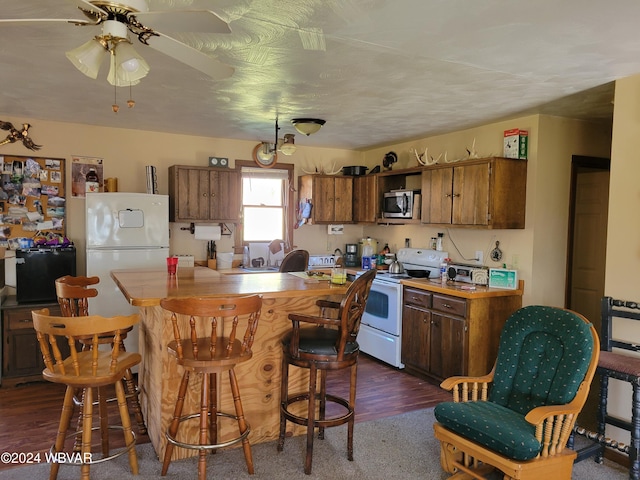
(110, 267, 349, 461)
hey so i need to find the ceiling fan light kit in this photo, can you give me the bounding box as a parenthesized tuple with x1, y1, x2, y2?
(279, 134, 296, 156)
(291, 118, 326, 136)
(65, 37, 108, 79)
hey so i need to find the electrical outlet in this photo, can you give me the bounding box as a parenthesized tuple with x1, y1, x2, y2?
(475, 250, 483, 264)
(512, 254, 520, 270)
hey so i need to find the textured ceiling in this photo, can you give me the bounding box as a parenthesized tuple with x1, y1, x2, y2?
(0, 0, 630, 150)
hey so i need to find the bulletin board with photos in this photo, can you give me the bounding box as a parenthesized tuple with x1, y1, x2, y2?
(0, 154, 66, 249)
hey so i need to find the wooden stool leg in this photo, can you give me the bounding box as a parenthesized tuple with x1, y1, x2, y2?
(596, 374, 609, 464)
(277, 355, 289, 452)
(198, 373, 210, 480)
(80, 387, 94, 480)
(318, 369, 327, 440)
(98, 386, 109, 456)
(115, 378, 139, 475)
(161, 370, 190, 476)
(50, 386, 75, 480)
(72, 388, 84, 453)
(123, 368, 147, 434)
(347, 362, 358, 461)
(229, 368, 254, 474)
(305, 362, 318, 475)
(632, 382, 640, 480)
(209, 372, 217, 453)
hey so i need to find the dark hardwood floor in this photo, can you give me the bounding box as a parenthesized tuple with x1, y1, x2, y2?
(0, 354, 449, 472)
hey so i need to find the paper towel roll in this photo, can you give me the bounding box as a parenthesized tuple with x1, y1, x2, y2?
(194, 225, 221, 240)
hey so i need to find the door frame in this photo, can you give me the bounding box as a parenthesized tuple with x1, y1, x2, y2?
(564, 155, 611, 308)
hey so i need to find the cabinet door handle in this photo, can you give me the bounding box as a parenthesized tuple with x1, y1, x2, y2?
(452, 193, 461, 198)
(411, 296, 420, 302)
(19, 319, 32, 323)
(444, 193, 452, 198)
(202, 193, 208, 197)
(441, 303, 452, 309)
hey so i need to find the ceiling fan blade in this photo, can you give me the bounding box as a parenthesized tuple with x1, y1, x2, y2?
(147, 33, 234, 80)
(136, 10, 231, 34)
(0, 18, 93, 25)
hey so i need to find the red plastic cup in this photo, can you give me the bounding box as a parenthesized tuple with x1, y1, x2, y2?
(166, 256, 178, 275)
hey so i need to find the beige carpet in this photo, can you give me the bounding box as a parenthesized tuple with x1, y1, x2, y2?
(0, 409, 628, 479)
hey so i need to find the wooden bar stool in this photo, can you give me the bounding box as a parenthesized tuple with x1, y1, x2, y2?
(55, 276, 146, 442)
(159, 294, 263, 480)
(279, 249, 309, 273)
(596, 297, 640, 478)
(278, 269, 376, 474)
(32, 308, 140, 480)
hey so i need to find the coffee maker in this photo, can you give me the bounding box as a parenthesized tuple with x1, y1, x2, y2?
(344, 244, 359, 267)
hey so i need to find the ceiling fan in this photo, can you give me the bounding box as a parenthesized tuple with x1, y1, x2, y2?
(0, 0, 234, 84)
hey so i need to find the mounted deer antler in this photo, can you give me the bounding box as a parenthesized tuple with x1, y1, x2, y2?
(301, 159, 342, 175)
(411, 146, 441, 166)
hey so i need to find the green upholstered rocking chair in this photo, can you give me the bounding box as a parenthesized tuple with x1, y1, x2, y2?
(433, 305, 599, 480)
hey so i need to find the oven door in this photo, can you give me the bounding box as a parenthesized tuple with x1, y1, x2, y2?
(361, 279, 402, 336)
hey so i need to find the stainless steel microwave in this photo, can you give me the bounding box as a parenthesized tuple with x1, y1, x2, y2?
(383, 190, 418, 219)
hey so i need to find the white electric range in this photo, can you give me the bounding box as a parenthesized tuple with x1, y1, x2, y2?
(357, 248, 449, 368)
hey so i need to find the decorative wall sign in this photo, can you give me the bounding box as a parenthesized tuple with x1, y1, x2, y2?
(71, 155, 103, 197)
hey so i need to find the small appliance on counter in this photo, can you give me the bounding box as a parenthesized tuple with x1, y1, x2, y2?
(446, 262, 490, 285)
(344, 243, 358, 267)
(16, 246, 76, 304)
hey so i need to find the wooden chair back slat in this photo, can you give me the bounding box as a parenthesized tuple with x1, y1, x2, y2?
(31, 308, 140, 378)
(55, 275, 99, 317)
(160, 295, 262, 365)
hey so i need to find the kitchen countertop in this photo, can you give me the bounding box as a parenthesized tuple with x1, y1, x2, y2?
(401, 278, 524, 298)
(110, 266, 349, 307)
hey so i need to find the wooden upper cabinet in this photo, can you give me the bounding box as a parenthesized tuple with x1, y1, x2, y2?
(421, 157, 526, 229)
(298, 174, 353, 224)
(353, 175, 378, 223)
(169, 165, 240, 223)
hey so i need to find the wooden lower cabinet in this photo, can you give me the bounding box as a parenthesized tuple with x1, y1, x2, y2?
(2, 296, 62, 386)
(401, 286, 522, 382)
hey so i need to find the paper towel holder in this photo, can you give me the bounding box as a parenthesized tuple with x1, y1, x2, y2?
(180, 222, 197, 234)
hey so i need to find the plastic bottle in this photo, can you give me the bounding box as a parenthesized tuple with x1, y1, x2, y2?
(362, 244, 373, 269)
(430, 237, 437, 250)
(242, 246, 250, 267)
(85, 168, 100, 193)
(440, 257, 449, 283)
(436, 233, 444, 251)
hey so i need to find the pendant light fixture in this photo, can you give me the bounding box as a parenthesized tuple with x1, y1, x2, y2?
(252, 119, 298, 168)
(291, 118, 326, 136)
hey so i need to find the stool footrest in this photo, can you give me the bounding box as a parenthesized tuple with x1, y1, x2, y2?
(165, 411, 250, 451)
(281, 393, 354, 428)
(52, 426, 136, 466)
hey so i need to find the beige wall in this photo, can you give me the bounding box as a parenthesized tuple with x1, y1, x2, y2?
(0, 115, 362, 274)
(601, 74, 640, 442)
(363, 114, 611, 306)
(0, 112, 611, 307)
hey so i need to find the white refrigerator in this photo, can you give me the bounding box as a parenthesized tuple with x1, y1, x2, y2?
(86, 192, 169, 353)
